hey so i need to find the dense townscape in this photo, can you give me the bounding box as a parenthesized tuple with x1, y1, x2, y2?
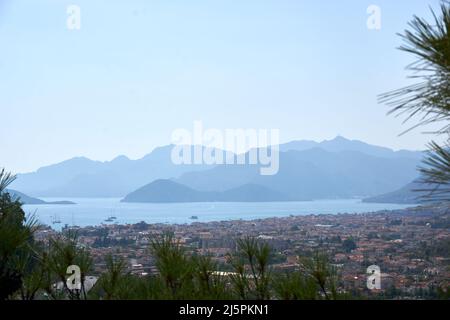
(36, 204, 450, 299)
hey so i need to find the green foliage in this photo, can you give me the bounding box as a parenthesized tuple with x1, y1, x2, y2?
(437, 286, 450, 299)
(342, 238, 357, 253)
(41, 231, 93, 300)
(382, 2, 450, 132)
(94, 254, 127, 299)
(381, 2, 450, 201)
(227, 237, 272, 300)
(90, 235, 348, 300)
(417, 141, 450, 201)
(299, 252, 339, 300)
(190, 255, 231, 299)
(110, 232, 233, 300)
(12, 241, 46, 300)
(273, 271, 318, 300)
(150, 233, 194, 298)
(0, 169, 38, 300)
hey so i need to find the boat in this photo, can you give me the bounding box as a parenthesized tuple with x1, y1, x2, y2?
(105, 213, 117, 222)
(51, 215, 62, 224)
(108, 209, 117, 220)
(189, 216, 199, 220)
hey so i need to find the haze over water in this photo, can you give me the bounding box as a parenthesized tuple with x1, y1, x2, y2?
(23, 198, 414, 230)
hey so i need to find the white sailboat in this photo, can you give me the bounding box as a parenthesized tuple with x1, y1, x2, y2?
(51, 214, 61, 224)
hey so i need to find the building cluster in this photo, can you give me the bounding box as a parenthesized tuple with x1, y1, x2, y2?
(36, 204, 450, 296)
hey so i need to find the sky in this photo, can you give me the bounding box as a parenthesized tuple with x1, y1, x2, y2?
(0, 0, 445, 173)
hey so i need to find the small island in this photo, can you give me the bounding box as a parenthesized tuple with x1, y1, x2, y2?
(6, 189, 76, 205)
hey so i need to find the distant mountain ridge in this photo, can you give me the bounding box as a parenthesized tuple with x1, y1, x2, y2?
(362, 180, 441, 204)
(5, 189, 75, 205)
(122, 180, 294, 203)
(10, 136, 424, 201)
(11, 145, 217, 197)
(280, 136, 423, 159)
(174, 148, 420, 199)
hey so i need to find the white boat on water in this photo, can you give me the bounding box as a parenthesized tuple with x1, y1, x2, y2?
(51, 215, 61, 224)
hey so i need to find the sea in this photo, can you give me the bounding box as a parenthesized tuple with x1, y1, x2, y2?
(22, 198, 415, 230)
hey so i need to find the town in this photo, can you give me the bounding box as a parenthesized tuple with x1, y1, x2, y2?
(35, 204, 450, 298)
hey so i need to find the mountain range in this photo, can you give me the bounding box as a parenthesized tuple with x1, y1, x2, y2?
(11, 145, 215, 197)
(173, 147, 420, 199)
(122, 180, 292, 203)
(362, 180, 442, 204)
(5, 189, 75, 205)
(9, 136, 425, 203)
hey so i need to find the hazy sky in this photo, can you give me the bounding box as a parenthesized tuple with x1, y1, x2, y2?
(0, 0, 444, 173)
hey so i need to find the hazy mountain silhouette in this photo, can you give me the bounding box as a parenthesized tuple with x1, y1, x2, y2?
(11, 136, 424, 199)
(122, 180, 292, 203)
(280, 136, 423, 159)
(175, 148, 421, 200)
(362, 180, 439, 204)
(11, 145, 217, 197)
(5, 189, 75, 205)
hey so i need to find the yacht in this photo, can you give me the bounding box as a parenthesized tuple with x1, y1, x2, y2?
(51, 215, 62, 224)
